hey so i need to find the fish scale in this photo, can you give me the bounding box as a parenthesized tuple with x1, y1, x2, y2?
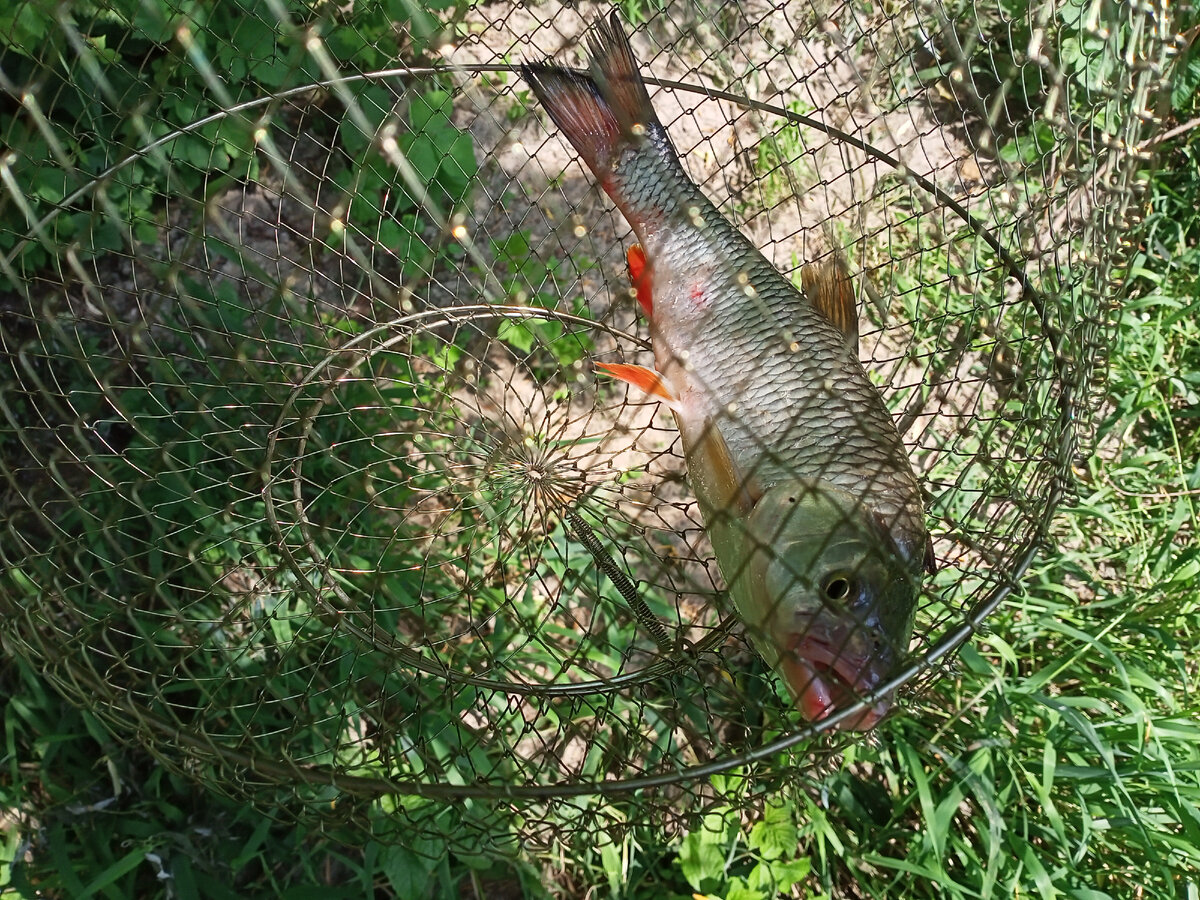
(522, 12, 931, 730)
(644, 213, 925, 556)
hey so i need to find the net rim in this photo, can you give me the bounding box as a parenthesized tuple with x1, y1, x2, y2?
(1, 51, 1085, 799)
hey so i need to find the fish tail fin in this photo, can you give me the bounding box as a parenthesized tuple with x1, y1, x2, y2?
(520, 12, 676, 181)
(585, 12, 663, 141)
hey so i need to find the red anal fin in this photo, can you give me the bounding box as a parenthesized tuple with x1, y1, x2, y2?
(801, 257, 858, 350)
(595, 362, 675, 403)
(626, 244, 653, 316)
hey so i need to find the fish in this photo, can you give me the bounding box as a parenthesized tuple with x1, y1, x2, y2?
(521, 12, 934, 731)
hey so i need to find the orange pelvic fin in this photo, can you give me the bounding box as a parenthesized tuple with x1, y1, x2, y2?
(687, 418, 759, 519)
(801, 257, 858, 349)
(626, 244, 653, 316)
(595, 362, 675, 404)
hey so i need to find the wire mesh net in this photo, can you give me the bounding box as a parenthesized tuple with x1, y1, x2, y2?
(0, 0, 1176, 846)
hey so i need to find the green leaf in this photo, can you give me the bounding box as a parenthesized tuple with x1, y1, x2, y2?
(1171, 43, 1200, 114)
(340, 84, 393, 156)
(380, 837, 443, 898)
(496, 319, 536, 354)
(442, 132, 477, 198)
(226, 16, 280, 81)
(77, 848, 145, 899)
(403, 132, 443, 185)
(325, 24, 373, 65)
(746, 801, 797, 861)
(280, 887, 359, 900)
(724, 881, 767, 900)
(677, 811, 734, 892)
(408, 90, 453, 136)
(600, 842, 623, 895)
(0, 2, 51, 48)
(750, 857, 811, 893)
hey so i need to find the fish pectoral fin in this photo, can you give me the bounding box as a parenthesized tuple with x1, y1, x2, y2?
(626, 244, 653, 317)
(924, 532, 938, 575)
(801, 256, 859, 349)
(686, 418, 759, 520)
(869, 506, 937, 576)
(595, 362, 676, 405)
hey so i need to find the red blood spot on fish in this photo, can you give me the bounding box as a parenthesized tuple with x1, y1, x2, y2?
(689, 283, 705, 304)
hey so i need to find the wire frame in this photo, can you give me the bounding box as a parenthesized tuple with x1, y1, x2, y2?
(0, 0, 1174, 845)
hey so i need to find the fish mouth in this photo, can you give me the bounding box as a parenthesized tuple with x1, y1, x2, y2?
(780, 632, 893, 732)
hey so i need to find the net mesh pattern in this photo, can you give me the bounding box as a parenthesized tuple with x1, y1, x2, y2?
(0, 0, 1178, 844)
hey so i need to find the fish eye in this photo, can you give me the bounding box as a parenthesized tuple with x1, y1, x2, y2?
(822, 573, 851, 602)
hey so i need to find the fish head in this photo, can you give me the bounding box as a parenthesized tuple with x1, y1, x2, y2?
(740, 479, 922, 732)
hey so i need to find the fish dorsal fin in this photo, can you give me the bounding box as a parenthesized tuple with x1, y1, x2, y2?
(801, 257, 858, 349)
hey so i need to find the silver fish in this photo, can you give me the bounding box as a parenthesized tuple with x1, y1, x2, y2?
(522, 13, 934, 730)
